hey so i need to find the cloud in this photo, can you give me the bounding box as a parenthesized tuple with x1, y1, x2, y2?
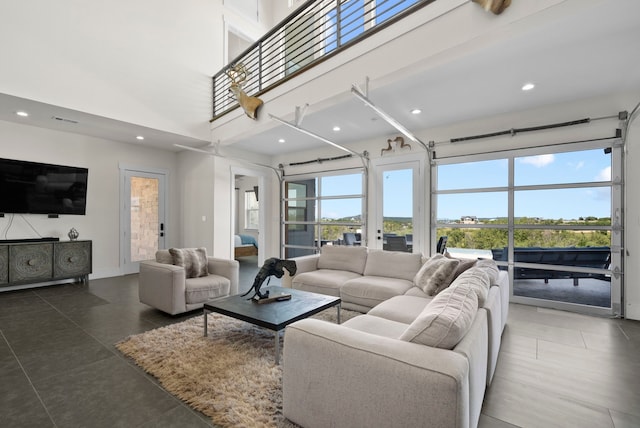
(519, 154, 555, 167)
(596, 166, 611, 181)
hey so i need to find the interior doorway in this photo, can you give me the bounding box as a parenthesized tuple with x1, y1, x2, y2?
(232, 167, 266, 267)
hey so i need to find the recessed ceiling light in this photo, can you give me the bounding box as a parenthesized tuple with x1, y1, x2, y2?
(16, 111, 29, 117)
(521, 82, 535, 91)
(278, 138, 285, 143)
(136, 136, 145, 140)
(332, 126, 341, 132)
(411, 108, 422, 115)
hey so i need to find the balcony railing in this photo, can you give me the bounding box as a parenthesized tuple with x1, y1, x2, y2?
(211, 0, 436, 121)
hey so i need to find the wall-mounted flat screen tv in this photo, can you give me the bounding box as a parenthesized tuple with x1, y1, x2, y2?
(0, 158, 88, 215)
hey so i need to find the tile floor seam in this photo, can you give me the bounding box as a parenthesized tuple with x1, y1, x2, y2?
(0, 328, 60, 428)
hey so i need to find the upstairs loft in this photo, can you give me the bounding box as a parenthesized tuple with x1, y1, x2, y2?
(209, 0, 640, 158)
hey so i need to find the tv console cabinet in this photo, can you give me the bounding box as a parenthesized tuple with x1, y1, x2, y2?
(0, 240, 92, 289)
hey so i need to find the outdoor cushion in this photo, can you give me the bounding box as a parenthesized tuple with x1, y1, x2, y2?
(399, 283, 478, 349)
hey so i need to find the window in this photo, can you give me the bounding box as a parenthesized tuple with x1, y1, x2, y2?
(244, 190, 259, 229)
(284, 170, 364, 257)
(433, 144, 620, 312)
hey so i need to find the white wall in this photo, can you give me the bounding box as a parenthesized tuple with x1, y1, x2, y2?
(0, 120, 181, 279)
(0, 0, 274, 142)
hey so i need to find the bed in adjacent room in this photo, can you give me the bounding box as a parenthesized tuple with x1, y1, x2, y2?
(234, 234, 258, 258)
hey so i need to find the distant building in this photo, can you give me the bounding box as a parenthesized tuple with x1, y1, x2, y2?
(461, 215, 478, 224)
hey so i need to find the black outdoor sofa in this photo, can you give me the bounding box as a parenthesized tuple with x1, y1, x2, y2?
(491, 246, 611, 285)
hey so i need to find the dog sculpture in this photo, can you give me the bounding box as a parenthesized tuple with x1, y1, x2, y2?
(241, 258, 297, 300)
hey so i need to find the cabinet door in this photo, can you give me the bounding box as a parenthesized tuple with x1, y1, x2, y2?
(9, 244, 53, 284)
(0, 246, 8, 285)
(54, 241, 92, 279)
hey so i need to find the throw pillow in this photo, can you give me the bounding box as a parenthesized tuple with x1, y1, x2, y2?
(413, 254, 460, 296)
(169, 247, 209, 278)
(444, 251, 477, 281)
(399, 283, 478, 349)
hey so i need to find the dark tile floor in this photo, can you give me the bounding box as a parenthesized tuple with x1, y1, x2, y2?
(1, 256, 638, 427)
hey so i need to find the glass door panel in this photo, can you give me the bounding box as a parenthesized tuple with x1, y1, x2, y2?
(130, 176, 159, 262)
(375, 160, 420, 252)
(122, 169, 166, 274)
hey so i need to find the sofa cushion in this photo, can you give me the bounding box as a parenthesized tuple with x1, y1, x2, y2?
(363, 250, 423, 282)
(451, 267, 490, 306)
(169, 247, 209, 278)
(184, 274, 230, 304)
(343, 314, 409, 339)
(318, 245, 368, 275)
(368, 295, 431, 324)
(475, 259, 500, 284)
(293, 269, 362, 297)
(399, 284, 478, 349)
(341, 276, 415, 309)
(414, 254, 460, 296)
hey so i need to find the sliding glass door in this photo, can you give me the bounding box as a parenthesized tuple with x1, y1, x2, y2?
(433, 142, 622, 316)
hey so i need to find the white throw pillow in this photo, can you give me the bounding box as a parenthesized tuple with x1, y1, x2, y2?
(399, 284, 478, 349)
(413, 253, 460, 296)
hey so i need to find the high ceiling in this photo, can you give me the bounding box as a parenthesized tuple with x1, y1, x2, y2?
(1, 0, 639, 157)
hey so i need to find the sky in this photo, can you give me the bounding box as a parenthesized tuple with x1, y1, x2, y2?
(318, 148, 612, 221)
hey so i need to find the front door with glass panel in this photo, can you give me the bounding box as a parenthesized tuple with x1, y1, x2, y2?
(122, 170, 166, 274)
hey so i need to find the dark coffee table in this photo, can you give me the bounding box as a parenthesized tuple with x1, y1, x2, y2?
(203, 286, 341, 364)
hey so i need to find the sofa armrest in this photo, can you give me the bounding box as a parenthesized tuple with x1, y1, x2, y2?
(282, 254, 320, 288)
(138, 261, 187, 315)
(283, 319, 470, 428)
(207, 257, 240, 295)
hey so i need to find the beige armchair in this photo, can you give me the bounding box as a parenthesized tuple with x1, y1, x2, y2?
(139, 249, 239, 315)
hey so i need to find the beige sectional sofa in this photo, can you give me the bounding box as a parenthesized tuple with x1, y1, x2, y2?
(282, 245, 509, 428)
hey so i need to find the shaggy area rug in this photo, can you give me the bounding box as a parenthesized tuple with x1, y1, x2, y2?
(116, 307, 359, 427)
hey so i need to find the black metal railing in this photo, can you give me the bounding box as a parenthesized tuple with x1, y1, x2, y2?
(211, 0, 436, 121)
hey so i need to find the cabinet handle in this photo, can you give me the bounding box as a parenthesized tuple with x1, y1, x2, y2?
(68, 256, 78, 263)
(28, 259, 36, 266)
